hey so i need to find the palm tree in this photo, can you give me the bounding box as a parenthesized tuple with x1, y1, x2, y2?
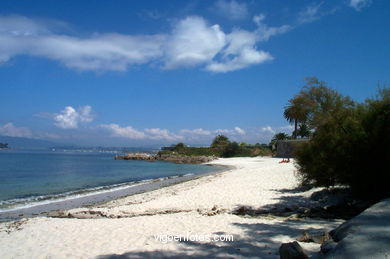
(284, 95, 310, 139)
(269, 132, 290, 150)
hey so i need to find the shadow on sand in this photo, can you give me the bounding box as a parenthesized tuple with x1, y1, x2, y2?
(96, 187, 344, 258)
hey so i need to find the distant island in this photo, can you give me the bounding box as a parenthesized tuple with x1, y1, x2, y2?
(0, 143, 9, 149)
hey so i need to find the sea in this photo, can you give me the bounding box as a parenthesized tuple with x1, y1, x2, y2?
(0, 149, 223, 219)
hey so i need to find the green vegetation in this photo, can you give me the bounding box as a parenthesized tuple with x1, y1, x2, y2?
(159, 136, 272, 158)
(287, 78, 390, 199)
(269, 132, 291, 147)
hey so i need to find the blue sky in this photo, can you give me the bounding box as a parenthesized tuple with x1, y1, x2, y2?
(0, 0, 389, 146)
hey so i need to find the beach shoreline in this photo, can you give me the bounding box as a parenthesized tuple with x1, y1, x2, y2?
(0, 162, 231, 222)
(0, 157, 344, 258)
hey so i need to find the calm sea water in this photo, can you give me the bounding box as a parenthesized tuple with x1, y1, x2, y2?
(0, 150, 221, 211)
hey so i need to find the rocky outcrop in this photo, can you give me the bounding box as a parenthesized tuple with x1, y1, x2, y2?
(115, 153, 217, 164)
(157, 154, 217, 164)
(115, 153, 156, 161)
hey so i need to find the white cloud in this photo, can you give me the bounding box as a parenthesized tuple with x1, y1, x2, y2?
(349, 0, 372, 11)
(0, 15, 287, 73)
(261, 126, 275, 134)
(234, 126, 246, 135)
(213, 126, 246, 135)
(254, 14, 292, 41)
(100, 124, 182, 141)
(206, 28, 272, 72)
(180, 128, 212, 135)
(100, 124, 146, 139)
(54, 105, 93, 129)
(205, 14, 291, 72)
(206, 47, 272, 73)
(297, 2, 324, 24)
(0, 123, 33, 138)
(144, 128, 183, 141)
(164, 17, 226, 69)
(0, 15, 164, 70)
(213, 0, 249, 20)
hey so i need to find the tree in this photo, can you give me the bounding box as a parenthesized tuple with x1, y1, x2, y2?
(174, 142, 187, 150)
(211, 135, 230, 149)
(269, 132, 290, 148)
(284, 95, 310, 138)
(295, 123, 311, 138)
(222, 142, 240, 157)
(284, 77, 355, 138)
(239, 142, 248, 147)
(295, 86, 390, 199)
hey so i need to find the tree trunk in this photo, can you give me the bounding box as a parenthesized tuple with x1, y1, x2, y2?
(294, 119, 298, 139)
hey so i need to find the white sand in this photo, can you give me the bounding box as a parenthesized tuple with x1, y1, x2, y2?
(0, 157, 343, 259)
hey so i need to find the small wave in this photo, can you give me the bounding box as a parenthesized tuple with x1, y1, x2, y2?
(0, 173, 194, 213)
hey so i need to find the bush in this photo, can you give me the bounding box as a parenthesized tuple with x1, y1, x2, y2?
(211, 135, 230, 149)
(221, 142, 239, 157)
(295, 88, 390, 199)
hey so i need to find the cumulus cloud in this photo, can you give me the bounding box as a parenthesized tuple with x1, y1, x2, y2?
(0, 123, 33, 138)
(206, 14, 291, 72)
(0, 14, 288, 73)
(100, 124, 183, 141)
(54, 106, 93, 129)
(100, 124, 146, 139)
(213, 0, 249, 20)
(99, 124, 250, 142)
(261, 126, 275, 134)
(214, 126, 246, 135)
(144, 128, 183, 141)
(234, 126, 246, 135)
(164, 17, 225, 69)
(180, 128, 212, 135)
(349, 0, 372, 11)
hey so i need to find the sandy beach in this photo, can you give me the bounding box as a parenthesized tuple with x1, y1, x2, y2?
(0, 157, 343, 258)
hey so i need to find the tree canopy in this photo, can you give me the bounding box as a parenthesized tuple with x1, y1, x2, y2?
(293, 80, 390, 199)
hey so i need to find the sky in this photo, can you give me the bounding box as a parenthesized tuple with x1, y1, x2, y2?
(0, 0, 389, 147)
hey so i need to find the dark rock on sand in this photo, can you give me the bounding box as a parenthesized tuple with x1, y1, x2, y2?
(279, 241, 309, 259)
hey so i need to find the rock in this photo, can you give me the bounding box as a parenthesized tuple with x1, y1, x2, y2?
(296, 231, 330, 244)
(320, 240, 337, 254)
(279, 241, 309, 259)
(296, 231, 311, 242)
(115, 153, 217, 164)
(325, 198, 390, 259)
(311, 232, 331, 244)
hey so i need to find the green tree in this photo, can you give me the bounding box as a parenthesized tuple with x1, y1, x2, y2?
(222, 142, 240, 157)
(295, 86, 390, 199)
(284, 95, 310, 138)
(239, 142, 248, 147)
(295, 123, 311, 138)
(285, 77, 355, 138)
(173, 142, 187, 150)
(269, 132, 290, 148)
(211, 135, 230, 149)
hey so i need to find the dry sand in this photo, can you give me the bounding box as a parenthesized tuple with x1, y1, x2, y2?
(0, 157, 343, 258)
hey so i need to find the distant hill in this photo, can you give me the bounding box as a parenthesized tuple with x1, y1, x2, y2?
(0, 136, 61, 149)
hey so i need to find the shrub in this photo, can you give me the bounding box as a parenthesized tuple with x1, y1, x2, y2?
(221, 142, 239, 157)
(295, 88, 390, 199)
